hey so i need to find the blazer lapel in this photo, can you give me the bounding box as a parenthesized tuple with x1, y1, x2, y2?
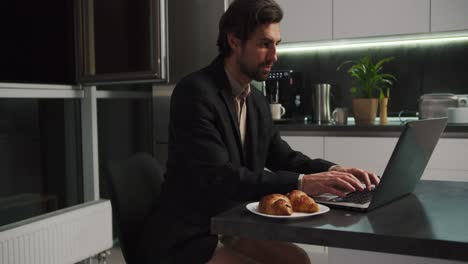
(209, 55, 246, 164)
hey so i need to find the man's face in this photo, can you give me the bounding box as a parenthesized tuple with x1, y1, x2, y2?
(231, 23, 281, 81)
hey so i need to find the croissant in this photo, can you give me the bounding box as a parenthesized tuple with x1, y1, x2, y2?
(258, 194, 293, 216)
(287, 190, 320, 213)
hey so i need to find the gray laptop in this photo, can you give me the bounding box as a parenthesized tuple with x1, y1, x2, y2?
(314, 117, 448, 211)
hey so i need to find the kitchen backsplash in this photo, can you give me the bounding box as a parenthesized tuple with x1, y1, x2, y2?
(273, 40, 468, 117)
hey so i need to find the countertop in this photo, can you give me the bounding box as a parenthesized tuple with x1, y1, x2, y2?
(211, 180, 468, 262)
(276, 117, 468, 138)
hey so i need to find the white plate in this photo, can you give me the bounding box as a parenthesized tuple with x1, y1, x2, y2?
(245, 202, 330, 219)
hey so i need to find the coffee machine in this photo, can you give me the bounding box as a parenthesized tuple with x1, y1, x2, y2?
(265, 70, 303, 119)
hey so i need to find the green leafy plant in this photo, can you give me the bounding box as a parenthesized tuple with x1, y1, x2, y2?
(337, 55, 396, 99)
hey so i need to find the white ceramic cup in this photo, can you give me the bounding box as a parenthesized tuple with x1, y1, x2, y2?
(270, 103, 286, 120)
(332, 107, 348, 125)
(448, 107, 468, 123)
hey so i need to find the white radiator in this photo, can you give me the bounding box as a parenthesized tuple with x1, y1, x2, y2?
(0, 200, 113, 264)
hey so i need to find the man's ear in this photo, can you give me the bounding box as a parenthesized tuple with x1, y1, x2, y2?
(227, 32, 241, 53)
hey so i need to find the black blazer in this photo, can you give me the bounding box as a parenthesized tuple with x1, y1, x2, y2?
(138, 57, 335, 263)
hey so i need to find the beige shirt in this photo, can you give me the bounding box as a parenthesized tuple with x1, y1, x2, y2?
(225, 68, 335, 190)
(225, 69, 250, 147)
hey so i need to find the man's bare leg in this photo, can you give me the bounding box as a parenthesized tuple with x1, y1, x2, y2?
(219, 236, 311, 264)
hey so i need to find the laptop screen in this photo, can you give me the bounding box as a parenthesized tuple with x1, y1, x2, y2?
(315, 118, 448, 211)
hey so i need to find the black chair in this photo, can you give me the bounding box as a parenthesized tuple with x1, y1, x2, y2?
(105, 152, 165, 264)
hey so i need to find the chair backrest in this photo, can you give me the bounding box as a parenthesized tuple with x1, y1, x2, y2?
(105, 152, 164, 263)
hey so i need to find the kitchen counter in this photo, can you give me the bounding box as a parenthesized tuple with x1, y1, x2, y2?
(276, 117, 468, 138)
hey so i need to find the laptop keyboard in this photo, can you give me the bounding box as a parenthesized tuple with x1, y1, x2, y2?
(331, 189, 374, 204)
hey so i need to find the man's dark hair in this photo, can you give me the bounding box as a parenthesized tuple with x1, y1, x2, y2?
(217, 0, 283, 57)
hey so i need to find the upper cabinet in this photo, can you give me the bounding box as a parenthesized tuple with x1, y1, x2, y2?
(333, 0, 430, 39)
(275, 0, 332, 43)
(431, 0, 468, 32)
(76, 0, 167, 84)
(0, 0, 167, 84)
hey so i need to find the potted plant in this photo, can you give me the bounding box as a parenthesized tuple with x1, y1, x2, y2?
(338, 55, 396, 125)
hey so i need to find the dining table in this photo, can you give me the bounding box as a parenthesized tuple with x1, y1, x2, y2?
(211, 180, 468, 264)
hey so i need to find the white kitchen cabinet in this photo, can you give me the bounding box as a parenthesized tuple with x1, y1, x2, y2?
(282, 136, 324, 159)
(423, 138, 468, 182)
(275, 0, 332, 43)
(431, 0, 468, 32)
(324, 137, 398, 176)
(323, 136, 468, 182)
(423, 169, 468, 182)
(333, 0, 430, 39)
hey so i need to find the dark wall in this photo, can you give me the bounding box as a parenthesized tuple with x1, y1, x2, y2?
(0, 0, 75, 84)
(273, 41, 468, 116)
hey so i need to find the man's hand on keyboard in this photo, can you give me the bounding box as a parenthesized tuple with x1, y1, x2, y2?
(302, 170, 366, 197)
(329, 166, 380, 191)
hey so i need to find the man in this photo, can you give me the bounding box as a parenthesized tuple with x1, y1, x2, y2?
(139, 0, 380, 263)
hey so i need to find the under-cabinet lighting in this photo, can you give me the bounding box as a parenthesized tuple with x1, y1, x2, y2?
(277, 31, 468, 54)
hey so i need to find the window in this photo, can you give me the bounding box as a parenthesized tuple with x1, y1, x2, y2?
(0, 97, 83, 226)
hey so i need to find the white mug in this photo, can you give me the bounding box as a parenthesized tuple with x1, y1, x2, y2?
(332, 107, 348, 125)
(270, 103, 286, 120)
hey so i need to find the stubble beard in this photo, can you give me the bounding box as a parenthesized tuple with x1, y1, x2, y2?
(239, 57, 272, 82)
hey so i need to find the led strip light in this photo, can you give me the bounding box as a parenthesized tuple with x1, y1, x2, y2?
(277, 31, 468, 54)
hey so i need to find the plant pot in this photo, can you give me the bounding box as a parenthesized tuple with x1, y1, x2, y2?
(379, 97, 389, 125)
(352, 98, 378, 125)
